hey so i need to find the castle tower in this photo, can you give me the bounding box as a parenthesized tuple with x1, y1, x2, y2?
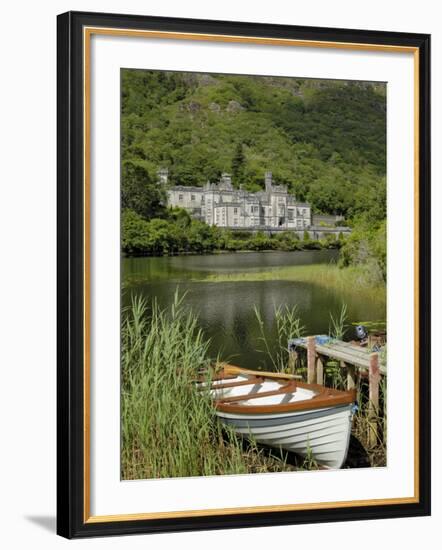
(265, 171, 273, 193)
(157, 167, 169, 185)
(220, 173, 232, 186)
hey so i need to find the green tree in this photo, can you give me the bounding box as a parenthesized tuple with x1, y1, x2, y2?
(121, 161, 166, 220)
(339, 219, 386, 283)
(231, 142, 246, 185)
(121, 209, 150, 255)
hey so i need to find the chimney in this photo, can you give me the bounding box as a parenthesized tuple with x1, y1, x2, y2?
(265, 171, 272, 192)
(157, 167, 169, 185)
(221, 173, 232, 186)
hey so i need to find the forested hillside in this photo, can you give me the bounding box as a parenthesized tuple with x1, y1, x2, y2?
(122, 70, 386, 218)
(121, 70, 386, 279)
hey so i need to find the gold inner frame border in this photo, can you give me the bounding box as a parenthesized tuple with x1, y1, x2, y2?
(82, 26, 420, 524)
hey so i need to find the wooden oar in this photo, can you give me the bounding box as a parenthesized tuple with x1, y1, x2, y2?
(221, 364, 302, 380)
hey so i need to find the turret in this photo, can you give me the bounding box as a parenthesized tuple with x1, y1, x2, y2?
(157, 167, 169, 185)
(221, 173, 232, 185)
(265, 171, 273, 193)
(220, 173, 232, 189)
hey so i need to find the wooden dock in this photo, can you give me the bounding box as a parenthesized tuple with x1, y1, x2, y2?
(289, 336, 386, 447)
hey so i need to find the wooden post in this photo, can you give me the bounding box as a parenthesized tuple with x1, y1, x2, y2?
(316, 355, 324, 385)
(288, 350, 298, 374)
(346, 362, 356, 390)
(368, 353, 380, 447)
(307, 336, 316, 384)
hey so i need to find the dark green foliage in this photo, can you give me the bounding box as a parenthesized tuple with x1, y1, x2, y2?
(121, 209, 343, 257)
(121, 161, 166, 219)
(272, 231, 302, 251)
(273, 82, 386, 171)
(338, 174, 387, 282)
(339, 219, 386, 283)
(231, 142, 246, 184)
(122, 70, 386, 216)
(121, 70, 386, 260)
(321, 234, 343, 250)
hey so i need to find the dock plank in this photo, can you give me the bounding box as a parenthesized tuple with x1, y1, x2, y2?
(292, 337, 386, 375)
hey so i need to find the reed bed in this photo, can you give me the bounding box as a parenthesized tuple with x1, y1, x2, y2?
(122, 292, 386, 479)
(254, 304, 305, 373)
(121, 292, 291, 479)
(200, 264, 386, 305)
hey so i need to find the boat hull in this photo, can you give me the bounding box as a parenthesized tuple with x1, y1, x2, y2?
(216, 403, 354, 469)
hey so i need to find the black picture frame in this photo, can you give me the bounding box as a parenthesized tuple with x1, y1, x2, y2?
(57, 10, 431, 539)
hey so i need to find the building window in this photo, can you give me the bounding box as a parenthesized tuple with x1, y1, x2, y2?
(288, 208, 294, 221)
(178, 194, 183, 201)
(234, 207, 238, 214)
(191, 194, 195, 201)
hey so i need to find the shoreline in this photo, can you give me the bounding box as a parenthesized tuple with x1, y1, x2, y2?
(122, 243, 341, 259)
(196, 264, 385, 299)
(123, 262, 386, 305)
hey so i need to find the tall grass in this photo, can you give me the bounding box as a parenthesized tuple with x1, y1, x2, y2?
(121, 291, 386, 477)
(329, 303, 348, 340)
(254, 304, 304, 373)
(201, 263, 385, 298)
(351, 376, 387, 466)
(121, 292, 291, 479)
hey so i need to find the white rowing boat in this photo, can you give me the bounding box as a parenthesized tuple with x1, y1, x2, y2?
(199, 365, 356, 470)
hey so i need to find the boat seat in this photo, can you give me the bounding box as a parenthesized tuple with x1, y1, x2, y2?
(217, 380, 297, 404)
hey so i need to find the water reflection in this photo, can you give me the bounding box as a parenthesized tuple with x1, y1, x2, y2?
(122, 251, 385, 370)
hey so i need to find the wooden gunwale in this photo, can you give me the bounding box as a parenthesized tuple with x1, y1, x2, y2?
(194, 373, 238, 383)
(198, 377, 264, 391)
(214, 366, 356, 415)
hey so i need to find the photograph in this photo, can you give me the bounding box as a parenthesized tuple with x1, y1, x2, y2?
(0, 0, 437, 545)
(55, 9, 431, 538)
(120, 69, 388, 481)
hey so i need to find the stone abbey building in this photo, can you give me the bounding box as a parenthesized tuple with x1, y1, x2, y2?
(163, 170, 312, 230)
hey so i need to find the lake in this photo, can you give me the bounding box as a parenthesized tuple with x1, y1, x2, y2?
(122, 250, 385, 371)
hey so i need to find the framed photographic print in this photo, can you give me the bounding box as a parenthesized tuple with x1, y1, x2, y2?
(57, 11, 431, 538)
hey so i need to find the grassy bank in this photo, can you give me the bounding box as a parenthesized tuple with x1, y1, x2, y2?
(198, 263, 386, 303)
(121, 293, 292, 480)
